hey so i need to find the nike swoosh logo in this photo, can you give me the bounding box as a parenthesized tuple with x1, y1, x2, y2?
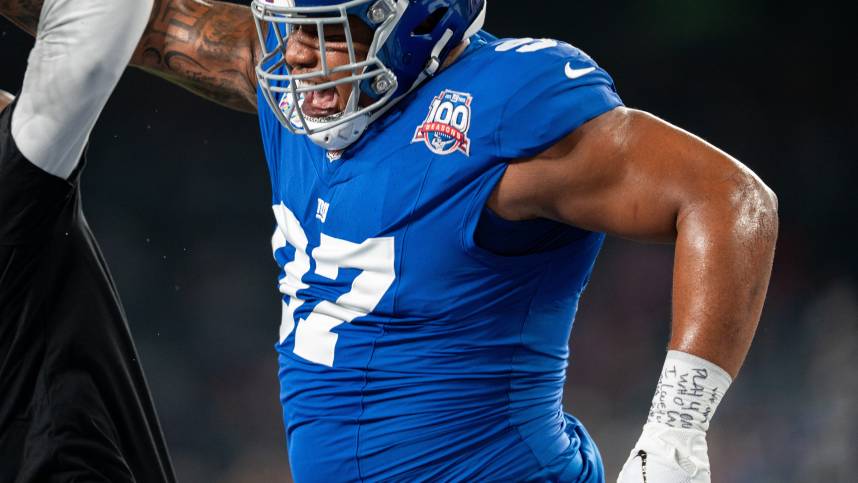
(565, 63, 596, 79)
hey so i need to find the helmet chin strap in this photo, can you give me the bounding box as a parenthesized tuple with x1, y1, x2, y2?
(308, 113, 370, 151)
(308, 79, 369, 151)
(306, 1, 488, 152)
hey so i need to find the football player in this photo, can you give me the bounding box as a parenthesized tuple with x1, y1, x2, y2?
(2, 1, 779, 481)
(0, 0, 175, 481)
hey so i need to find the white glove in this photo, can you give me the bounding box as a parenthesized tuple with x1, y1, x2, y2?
(616, 423, 710, 483)
(617, 351, 732, 483)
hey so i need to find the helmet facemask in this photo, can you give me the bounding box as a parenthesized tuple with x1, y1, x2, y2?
(252, 0, 404, 151)
(252, 0, 487, 151)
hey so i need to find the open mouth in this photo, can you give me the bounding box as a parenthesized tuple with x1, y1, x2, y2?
(297, 80, 344, 122)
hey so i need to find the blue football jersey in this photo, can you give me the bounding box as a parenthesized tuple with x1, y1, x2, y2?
(257, 32, 623, 482)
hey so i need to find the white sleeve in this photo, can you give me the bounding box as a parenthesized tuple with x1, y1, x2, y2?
(10, 0, 153, 179)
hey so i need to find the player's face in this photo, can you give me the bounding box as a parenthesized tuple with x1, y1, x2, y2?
(284, 18, 373, 120)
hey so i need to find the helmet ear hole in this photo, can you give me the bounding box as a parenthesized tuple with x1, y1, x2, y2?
(411, 7, 449, 36)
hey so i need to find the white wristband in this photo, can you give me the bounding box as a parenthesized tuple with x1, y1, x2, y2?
(646, 350, 733, 433)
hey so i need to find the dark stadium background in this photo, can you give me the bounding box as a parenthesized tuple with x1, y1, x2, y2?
(2, 1, 856, 481)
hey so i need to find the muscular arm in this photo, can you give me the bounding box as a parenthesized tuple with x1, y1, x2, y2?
(1, 0, 261, 113)
(490, 107, 778, 378)
(133, 0, 260, 112)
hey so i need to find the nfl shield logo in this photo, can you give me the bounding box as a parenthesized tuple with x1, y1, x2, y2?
(412, 89, 473, 156)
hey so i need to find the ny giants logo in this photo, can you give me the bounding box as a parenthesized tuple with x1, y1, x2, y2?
(412, 89, 473, 156)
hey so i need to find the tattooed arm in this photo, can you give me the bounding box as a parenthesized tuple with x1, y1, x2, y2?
(133, 0, 261, 113)
(1, 0, 261, 113)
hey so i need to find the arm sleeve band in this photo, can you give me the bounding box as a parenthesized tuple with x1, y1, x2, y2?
(10, 0, 153, 179)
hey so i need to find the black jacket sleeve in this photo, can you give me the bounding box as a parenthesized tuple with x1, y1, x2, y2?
(0, 101, 76, 245)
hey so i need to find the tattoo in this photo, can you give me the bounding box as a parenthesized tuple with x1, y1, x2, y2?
(0, 0, 44, 36)
(135, 0, 260, 113)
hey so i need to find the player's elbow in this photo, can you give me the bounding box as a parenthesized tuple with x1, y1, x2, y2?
(678, 160, 779, 251)
(759, 180, 778, 220)
(721, 166, 779, 248)
(755, 177, 779, 246)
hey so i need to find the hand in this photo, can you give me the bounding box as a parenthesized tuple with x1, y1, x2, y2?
(617, 423, 711, 483)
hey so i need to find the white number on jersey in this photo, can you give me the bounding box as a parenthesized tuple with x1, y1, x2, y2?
(495, 38, 559, 53)
(272, 203, 396, 367)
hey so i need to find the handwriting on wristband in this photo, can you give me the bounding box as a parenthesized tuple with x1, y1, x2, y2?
(648, 364, 724, 431)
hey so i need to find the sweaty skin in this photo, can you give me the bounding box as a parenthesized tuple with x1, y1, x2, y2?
(285, 21, 372, 117)
(2, 0, 778, 378)
(488, 109, 778, 377)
